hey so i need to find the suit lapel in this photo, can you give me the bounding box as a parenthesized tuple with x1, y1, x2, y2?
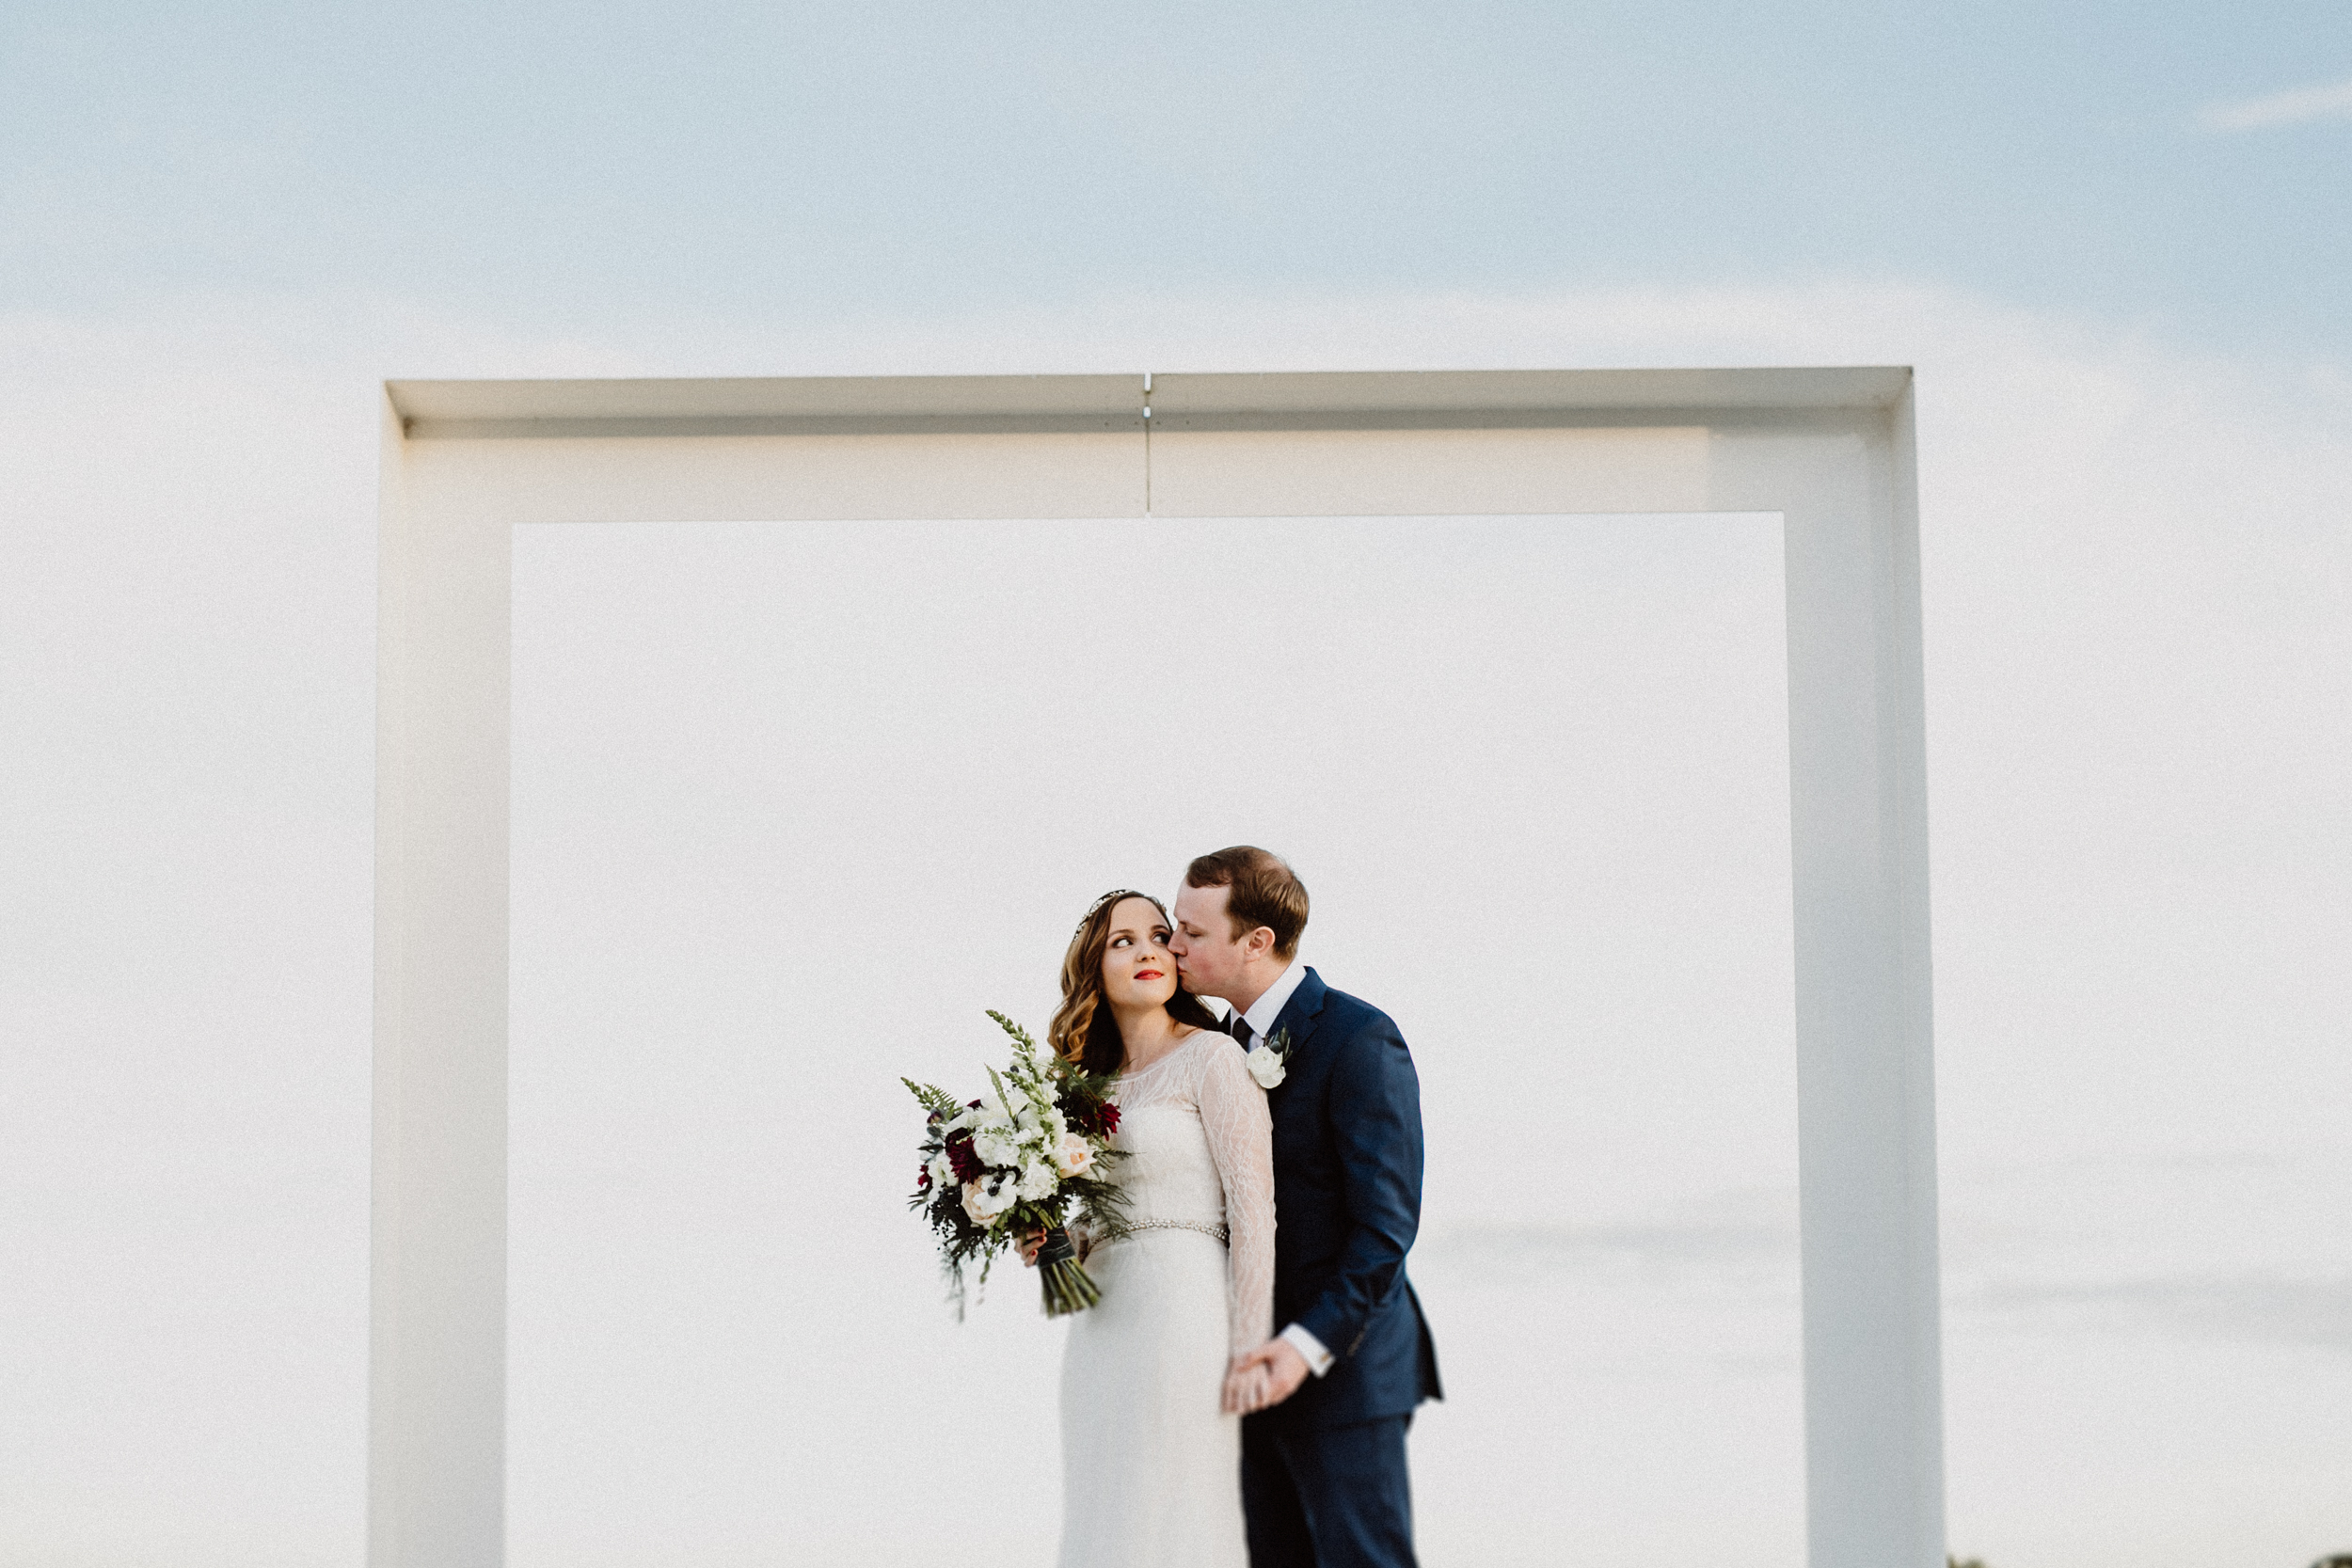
(1267, 966, 1329, 1062)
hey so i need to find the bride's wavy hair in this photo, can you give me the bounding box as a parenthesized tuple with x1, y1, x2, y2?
(1049, 889, 1223, 1075)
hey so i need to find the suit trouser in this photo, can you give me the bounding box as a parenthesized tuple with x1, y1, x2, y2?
(1241, 1410, 1416, 1568)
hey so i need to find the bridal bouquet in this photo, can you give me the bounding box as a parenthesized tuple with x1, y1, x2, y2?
(903, 1011, 1128, 1318)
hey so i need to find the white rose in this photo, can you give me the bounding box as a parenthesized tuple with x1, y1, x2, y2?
(1245, 1045, 1287, 1089)
(961, 1174, 1016, 1227)
(1016, 1157, 1057, 1202)
(973, 1128, 1019, 1167)
(1051, 1131, 1095, 1179)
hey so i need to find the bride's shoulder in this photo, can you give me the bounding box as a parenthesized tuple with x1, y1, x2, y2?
(1167, 1024, 1227, 1065)
(1181, 1025, 1248, 1073)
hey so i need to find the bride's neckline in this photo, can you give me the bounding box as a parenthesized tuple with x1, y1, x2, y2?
(1119, 1025, 1207, 1080)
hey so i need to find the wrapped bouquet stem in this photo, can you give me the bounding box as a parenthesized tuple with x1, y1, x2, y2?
(1030, 1226, 1098, 1316)
(904, 1011, 1128, 1318)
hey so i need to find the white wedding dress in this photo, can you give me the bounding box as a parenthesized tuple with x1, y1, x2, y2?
(1058, 1029, 1276, 1568)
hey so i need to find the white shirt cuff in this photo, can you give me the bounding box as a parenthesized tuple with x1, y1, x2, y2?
(1280, 1323, 1334, 1377)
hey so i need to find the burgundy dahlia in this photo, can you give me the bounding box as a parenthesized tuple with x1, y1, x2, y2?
(946, 1131, 984, 1182)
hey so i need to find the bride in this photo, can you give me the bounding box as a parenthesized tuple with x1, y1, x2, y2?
(1027, 889, 1278, 1568)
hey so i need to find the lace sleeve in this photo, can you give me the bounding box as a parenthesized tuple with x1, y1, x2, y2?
(1195, 1037, 1277, 1356)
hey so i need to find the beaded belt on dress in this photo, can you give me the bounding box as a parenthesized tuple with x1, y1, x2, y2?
(1121, 1219, 1230, 1244)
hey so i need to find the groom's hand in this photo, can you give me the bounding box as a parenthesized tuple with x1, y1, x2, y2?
(1235, 1337, 1312, 1408)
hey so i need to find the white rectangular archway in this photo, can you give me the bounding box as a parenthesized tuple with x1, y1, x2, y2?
(373, 368, 1941, 1568)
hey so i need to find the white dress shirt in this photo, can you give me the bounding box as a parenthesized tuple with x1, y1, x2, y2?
(1233, 955, 1310, 1050)
(1232, 958, 1337, 1379)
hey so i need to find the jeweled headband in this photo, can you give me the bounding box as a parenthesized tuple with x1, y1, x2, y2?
(1076, 888, 1160, 936)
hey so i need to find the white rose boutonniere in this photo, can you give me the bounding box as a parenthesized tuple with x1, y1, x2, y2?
(1244, 1027, 1293, 1090)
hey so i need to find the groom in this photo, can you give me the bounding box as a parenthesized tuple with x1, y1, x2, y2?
(1171, 847, 1442, 1568)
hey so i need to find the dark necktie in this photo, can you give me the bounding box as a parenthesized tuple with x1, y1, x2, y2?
(1232, 1016, 1255, 1048)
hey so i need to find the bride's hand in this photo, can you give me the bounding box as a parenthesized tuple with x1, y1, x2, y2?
(1014, 1228, 1045, 1268)
(1221, 1357, 1271, 1416)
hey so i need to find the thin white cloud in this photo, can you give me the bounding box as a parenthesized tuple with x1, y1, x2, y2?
(1963, 1271, 2352, 1353)
(2198, 72, 2352, 131)
(1424, 1215, 1799, 1275)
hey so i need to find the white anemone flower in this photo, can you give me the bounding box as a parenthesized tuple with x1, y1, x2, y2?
(961, 1174, 1017, 1227)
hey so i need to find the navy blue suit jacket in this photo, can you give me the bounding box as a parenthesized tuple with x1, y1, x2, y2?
(1249, 967, 1442, 1429)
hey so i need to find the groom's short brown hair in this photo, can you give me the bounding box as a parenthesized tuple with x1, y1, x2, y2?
(1184, 847, 1309, 959)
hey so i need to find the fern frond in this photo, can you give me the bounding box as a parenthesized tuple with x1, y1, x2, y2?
(902, 1077, 961, 1117)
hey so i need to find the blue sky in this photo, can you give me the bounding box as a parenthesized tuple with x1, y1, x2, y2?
(5, 1, 2350, 356)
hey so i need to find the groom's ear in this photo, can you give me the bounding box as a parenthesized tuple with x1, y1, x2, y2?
(1244, 925, 1279, 961)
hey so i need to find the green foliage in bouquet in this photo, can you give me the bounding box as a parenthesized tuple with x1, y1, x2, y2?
(904, 1011, 1131, 1317)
